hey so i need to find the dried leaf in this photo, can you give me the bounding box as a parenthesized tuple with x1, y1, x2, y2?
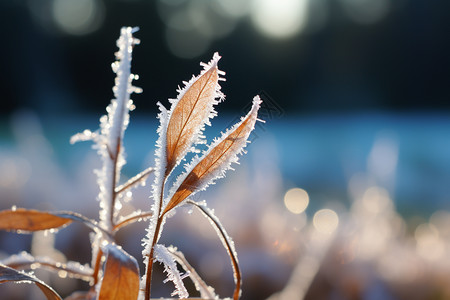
(98, 244, 140, 300)
(0, 209, 72, 232)
(0, 209, 111, 238)
(163, 96, 262, 215)
(0, 263, 62, 300)
(165, 53, 223, 177)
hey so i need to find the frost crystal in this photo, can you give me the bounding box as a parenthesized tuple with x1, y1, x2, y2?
(166, 96, 262, 209)
(153, 244, 189, 299)
(71, 27, 140, 231)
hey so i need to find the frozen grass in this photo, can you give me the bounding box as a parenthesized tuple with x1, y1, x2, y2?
(0, 27, 261, 300)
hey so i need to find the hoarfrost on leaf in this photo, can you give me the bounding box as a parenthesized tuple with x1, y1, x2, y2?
(163, 96, 262, 215)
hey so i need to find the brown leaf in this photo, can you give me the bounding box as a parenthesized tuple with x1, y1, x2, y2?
(163, 96, 262, 216)
(0, 209, 72, 232)
(165, 53, 222, 177)
(98, 244, 140, 300)
(0, 263, 62, 300)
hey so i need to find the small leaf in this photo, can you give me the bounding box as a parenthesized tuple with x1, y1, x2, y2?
(0, 263, 62, 300)
(165, 53, 223, 177)
(0, 209, 111, 238)
(0, 209, 72, 232)
(98, 244, 140, 300)
(163, 96, 262, 215)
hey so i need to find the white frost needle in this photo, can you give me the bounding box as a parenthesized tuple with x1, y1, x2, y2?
(71, 27, 141, 231)
(163, 96, 262, 216)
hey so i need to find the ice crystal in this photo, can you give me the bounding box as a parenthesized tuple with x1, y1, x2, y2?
(153, 244, 189, 299)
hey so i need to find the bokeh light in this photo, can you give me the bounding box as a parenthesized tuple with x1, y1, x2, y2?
(250, 0, 309, 39)
(313, 209, 339, 234)
(284, 188, 309, 214)
(362, 186, 391, 214)
(52, 0, 105, 35)
(415, 223, 445, 261)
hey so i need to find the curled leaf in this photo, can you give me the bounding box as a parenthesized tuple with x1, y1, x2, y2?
(165, 53, 223, 177)
(163, 96, 262, 215)
(98, 244, 140, 300)
(0, 263, 62, 300)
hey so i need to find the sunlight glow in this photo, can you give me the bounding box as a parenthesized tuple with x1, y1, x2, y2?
(284, 188, 309, 214)
(250, 0, 309, 39)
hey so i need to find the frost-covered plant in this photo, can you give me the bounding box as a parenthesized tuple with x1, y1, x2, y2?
(0, 27, 261, 300)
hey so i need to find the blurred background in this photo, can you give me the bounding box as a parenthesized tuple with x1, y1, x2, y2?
(1, 0, 450, 299)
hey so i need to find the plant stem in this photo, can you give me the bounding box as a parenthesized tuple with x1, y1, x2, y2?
(144, 181, 166, 300)
(110, 138, 121, 229)
(112, 211, 153, 232)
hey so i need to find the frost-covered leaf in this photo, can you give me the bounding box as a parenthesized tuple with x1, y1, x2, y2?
(163, 96, 262, 216)
(0, 263, 62, 300)
(189, 201, 241, 300)
(164, 53, 224, 177)
(0, 209, 72, 232)
(0, 208, 111, 238)
(154, 244, 189, 299)
(98, 244, 139, 300)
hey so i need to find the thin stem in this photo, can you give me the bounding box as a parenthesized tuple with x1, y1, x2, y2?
(115, 167, 155, 195)
(144, 181, 166, 300)
(92, 249, 104, 285)
(112, 211, 153, 232)
(110, 138, 121, 229)
(188, 200, 241, 300)
(6, 260, 93, 282)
